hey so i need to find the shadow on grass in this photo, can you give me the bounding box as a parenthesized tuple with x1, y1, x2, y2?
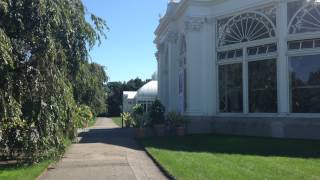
(139, 134, 320, 159)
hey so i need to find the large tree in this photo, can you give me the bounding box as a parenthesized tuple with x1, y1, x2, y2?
(0, 0, 108, 162)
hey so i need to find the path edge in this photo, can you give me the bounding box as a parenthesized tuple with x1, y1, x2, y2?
(136, 139, 176, 180)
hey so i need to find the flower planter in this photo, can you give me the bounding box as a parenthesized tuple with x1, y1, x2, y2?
(154, 124, 165, 137)
(135, 128, 145, 138)
(176, 126, 186, 137)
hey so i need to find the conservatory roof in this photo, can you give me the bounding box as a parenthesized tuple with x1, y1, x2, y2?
(123, 91, 137, 100)
(136, 80, 158, 101)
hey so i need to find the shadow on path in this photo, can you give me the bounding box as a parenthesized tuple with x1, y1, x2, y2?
(78, 128, 141, 150)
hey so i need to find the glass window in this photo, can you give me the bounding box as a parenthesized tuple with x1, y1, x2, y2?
(315, 39, 320, 48)
(289, 54, 320, 113)
(248, 47, 258, 56)
(227, 50, 235, 59)
(301, 40, 313, 49)
(219, 63, 243, 112)
(249, 59, 278, 113)
(268, 44, 277, 53)
(288, 41, 301, 50)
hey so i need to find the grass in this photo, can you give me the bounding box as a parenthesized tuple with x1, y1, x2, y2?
(0, 138, 72, 180)
(140, 135, 320, 180)
(111, 116, 122, 127)
(0, 160, 53, 180)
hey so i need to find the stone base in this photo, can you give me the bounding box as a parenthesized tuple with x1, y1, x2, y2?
(186, 116, 320, 140)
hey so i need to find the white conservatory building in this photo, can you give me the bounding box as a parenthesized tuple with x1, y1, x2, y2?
(122, 81, 158, 113)
(155, 0, 320, 139)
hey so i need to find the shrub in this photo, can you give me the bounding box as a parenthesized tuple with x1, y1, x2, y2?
(133, 113, 150, 128)
(167, 112, 186, 127)
(149, 100, 165, 125)
(121, 112, 133, 127)
(132, 104, 144, 116)
(74, 105, 94, 129)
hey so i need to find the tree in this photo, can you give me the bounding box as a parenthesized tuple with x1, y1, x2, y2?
(0, 0, 108, 162)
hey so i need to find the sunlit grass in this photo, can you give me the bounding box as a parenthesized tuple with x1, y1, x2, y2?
(141, 135, 320, 180)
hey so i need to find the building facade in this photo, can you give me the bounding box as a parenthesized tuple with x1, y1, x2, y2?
(122, 81, 158, 113)
(155, 0, 320, 139)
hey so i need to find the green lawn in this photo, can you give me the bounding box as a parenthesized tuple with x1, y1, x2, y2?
(0, 138, 72, 180)
(0, 160, 53, 180)
(111, 116, 122, 127)
(140, 135, 320, 180)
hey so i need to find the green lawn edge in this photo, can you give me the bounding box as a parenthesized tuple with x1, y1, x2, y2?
(140, 135, 320, 180)
(111, 116, 122, 127)
(0, 139, 72, 180)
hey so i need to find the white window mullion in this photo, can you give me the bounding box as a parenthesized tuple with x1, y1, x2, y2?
(243, 47, 249, 114)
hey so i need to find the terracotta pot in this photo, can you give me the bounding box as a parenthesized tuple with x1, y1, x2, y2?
(154, 124, 165, 137)
(176, 126, 186, 137)
(135, 128, 145, 138)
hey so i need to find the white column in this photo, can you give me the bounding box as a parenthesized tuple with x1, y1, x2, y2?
(203, 18, 217, 116)
(167, 32, 178, 112)
(277, 1, 289, 114)
(185, 17, 205, 115)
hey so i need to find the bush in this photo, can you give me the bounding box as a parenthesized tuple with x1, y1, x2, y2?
(74, 105, 94, 129)
(132, 104, 144, 116)
(167, 112, 186, 127)
(149, 100, 165, 125)
(121, 112, 133, 127)
(133, 113, 150, 128)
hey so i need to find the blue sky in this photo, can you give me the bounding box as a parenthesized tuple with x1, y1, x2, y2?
(82, 0, 168, 82)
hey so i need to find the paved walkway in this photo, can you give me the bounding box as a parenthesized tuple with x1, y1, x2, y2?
(40, 118, 167, 180)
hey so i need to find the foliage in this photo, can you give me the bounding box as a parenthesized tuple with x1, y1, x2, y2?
(132, 104, 144, 116)
(167, 112, 186, 127)
(0, 0, 108, 163)
(74, 62, 108, 116)
(106, 82, 124, 117)
(74, 105, 94, 129)
(149, 100, 165, 125)
(121, 112, 133, 127)
(133, 113, 149, 128)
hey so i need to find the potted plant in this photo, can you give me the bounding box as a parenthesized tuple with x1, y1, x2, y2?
(133, 113, 149, 138)
(132, 104, 146, 137)
(121, 112, 133, 127)
(149, 100, 166, 136)
(167, 112, 187, 136)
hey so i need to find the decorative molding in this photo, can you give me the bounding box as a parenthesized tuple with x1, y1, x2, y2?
(185, 17, 205, 32)
(167, 31, 178, 43)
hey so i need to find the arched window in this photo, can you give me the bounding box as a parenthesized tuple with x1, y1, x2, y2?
(218, 12, 276, 47)
(217, 7, 278, 113)
(289, 0, 320, 34)
(287, 0, 320, 113)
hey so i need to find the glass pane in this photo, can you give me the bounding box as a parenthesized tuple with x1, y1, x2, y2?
(315, 39, 320, 48)
(218, 52, 227, 60)
(219, 63, 243, 112)
(289, 54, 320, 113)
(236, 49, 243, 58)
(268, 44, 277, 53)
(248, 47, 258, 56)
(249, 59, 278, 113)
(288, 41, 301, 50)
(258, 46, 267, 54)
(227, 50, 235, 59)
(301, 40, 313, 49)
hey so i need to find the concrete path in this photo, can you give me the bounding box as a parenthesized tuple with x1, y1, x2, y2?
(40, 118, 168, 180)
